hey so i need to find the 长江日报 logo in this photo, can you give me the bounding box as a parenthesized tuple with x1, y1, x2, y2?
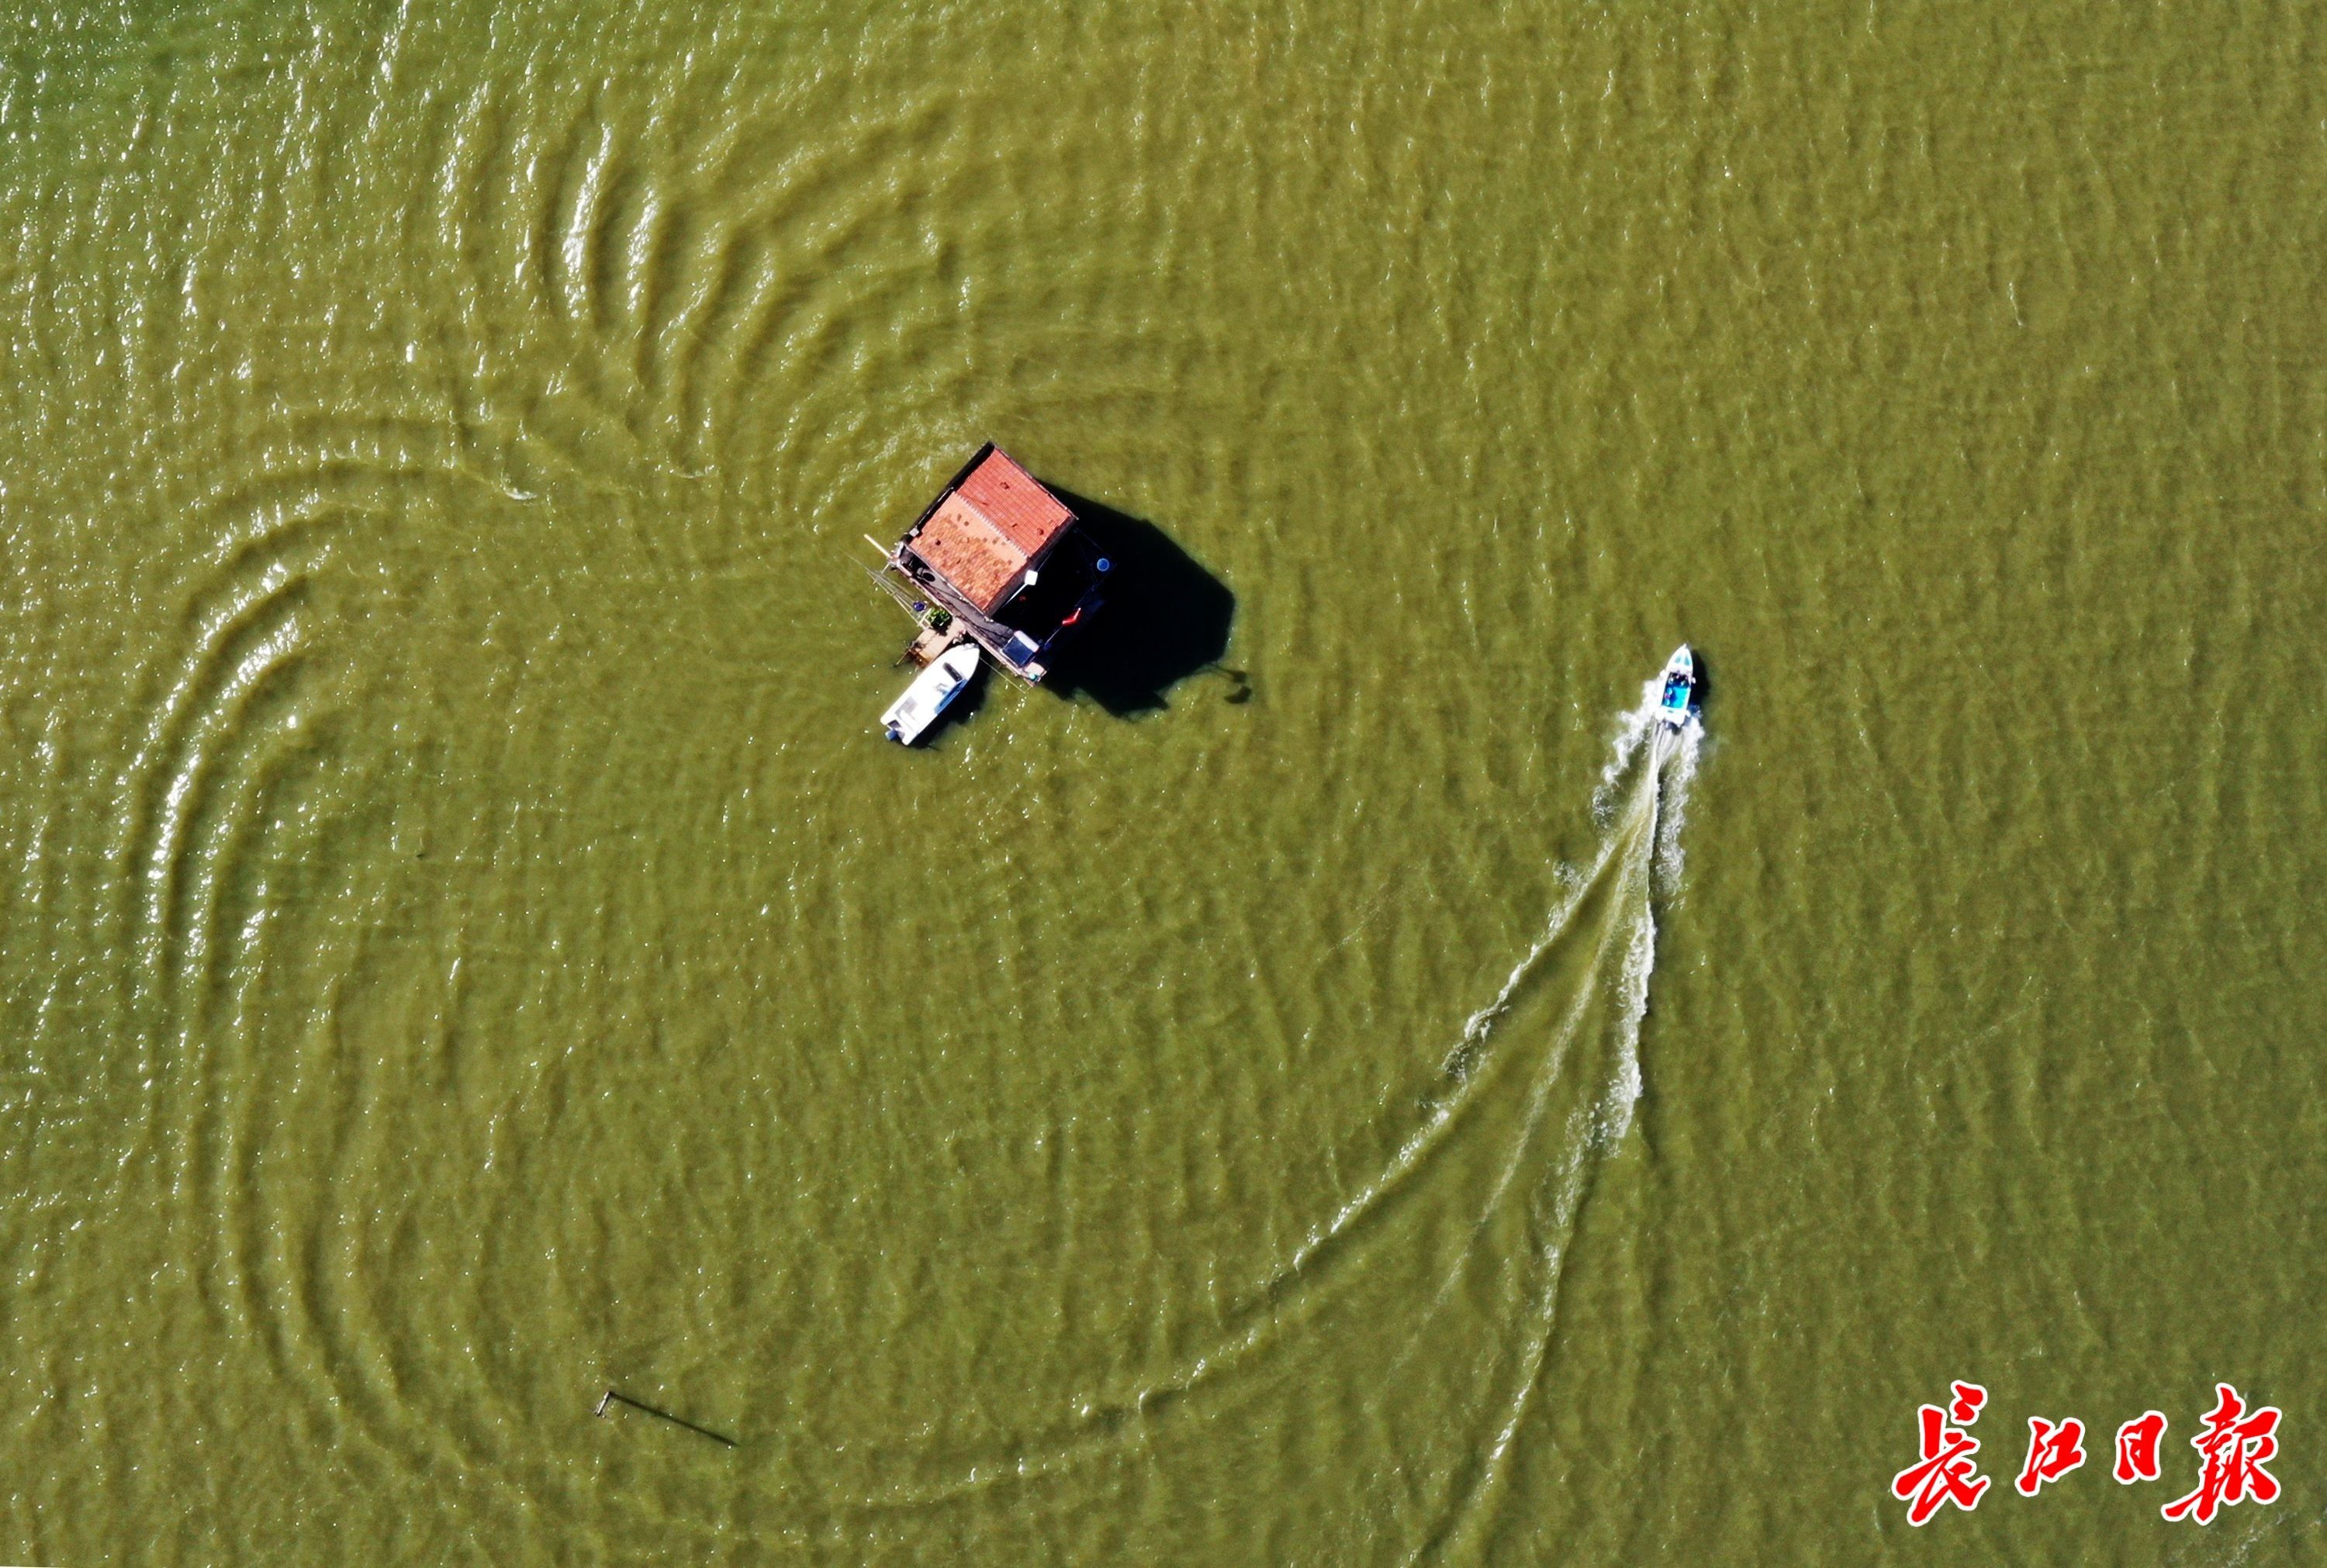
(1892, 1382, 2279, 1526)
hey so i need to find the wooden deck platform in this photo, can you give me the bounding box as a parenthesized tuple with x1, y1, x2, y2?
(906, 623, 965, 668)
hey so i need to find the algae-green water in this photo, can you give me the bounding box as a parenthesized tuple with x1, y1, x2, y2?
(5, 2, 2325, 1561)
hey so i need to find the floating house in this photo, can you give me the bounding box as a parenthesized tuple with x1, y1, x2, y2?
(870, 443, 1109, 682)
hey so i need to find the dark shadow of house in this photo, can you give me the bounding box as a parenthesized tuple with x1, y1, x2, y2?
(1038, 485, 1241, 717)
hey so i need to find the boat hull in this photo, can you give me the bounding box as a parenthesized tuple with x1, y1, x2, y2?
(883, 644, 982, 744)
(1658, 645, 1695, 728)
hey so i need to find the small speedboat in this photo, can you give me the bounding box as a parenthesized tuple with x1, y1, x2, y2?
(1657, 644, 1695, 728)
(883, 643, 982, 744)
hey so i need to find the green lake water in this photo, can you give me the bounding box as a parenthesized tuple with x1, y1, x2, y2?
(4, 2, 2325, 1561)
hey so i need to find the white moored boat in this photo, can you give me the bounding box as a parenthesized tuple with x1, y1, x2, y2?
(883, 643, 982, 744)
(1657, 644, 1695, 728)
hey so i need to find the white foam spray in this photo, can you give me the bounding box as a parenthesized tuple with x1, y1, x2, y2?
(1419, 686, 1702, 1560)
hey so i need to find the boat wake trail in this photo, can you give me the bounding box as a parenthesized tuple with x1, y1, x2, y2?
(836, 688, 1704, 1530)
(1408, 687, 1701, 1561)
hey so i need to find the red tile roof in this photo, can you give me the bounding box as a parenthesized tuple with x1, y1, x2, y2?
(956, 448, 1074, 555)
(908, 447, 1077, 614)
(912, 494, 1023, 613)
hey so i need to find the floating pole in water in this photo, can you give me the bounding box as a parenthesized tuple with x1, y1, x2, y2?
(594, 1387, 737, 1449)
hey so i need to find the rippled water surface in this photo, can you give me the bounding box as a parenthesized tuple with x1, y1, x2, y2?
(4, 2, 2325, 1561)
